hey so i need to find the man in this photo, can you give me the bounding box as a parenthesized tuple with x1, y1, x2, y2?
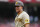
(15, 1, 30, 27)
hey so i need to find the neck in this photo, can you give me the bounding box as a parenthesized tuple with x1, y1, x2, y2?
(18, 10, 23, 15)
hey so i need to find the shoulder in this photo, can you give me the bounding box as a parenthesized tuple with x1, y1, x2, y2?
(23, 11, 29, 16)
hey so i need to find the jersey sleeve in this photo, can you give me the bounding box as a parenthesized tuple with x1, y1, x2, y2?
(23, 13, 30, 25)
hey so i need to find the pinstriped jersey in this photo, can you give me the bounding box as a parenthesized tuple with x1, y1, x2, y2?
(15, 11, 30, 27)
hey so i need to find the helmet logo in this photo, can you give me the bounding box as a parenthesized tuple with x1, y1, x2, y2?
(16, 2, 18, 4)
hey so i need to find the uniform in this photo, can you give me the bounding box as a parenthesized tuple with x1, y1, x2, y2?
(15, 11, 30, 27)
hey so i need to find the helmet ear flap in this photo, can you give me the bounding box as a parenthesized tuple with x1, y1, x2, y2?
(23, 7, 24, 11)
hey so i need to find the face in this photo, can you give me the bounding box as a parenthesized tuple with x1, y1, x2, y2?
(15, 6, 23, 13)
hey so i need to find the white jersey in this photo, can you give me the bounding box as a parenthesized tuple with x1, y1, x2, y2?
(15, 11, 30, 27)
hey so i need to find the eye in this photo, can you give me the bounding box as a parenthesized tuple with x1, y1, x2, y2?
(15, 6, 19, 7)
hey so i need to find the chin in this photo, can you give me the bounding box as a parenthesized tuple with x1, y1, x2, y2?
(16, 10, 19, 13)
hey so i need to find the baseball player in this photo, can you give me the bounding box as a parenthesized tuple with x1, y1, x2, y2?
(15, 1, 30, 27)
